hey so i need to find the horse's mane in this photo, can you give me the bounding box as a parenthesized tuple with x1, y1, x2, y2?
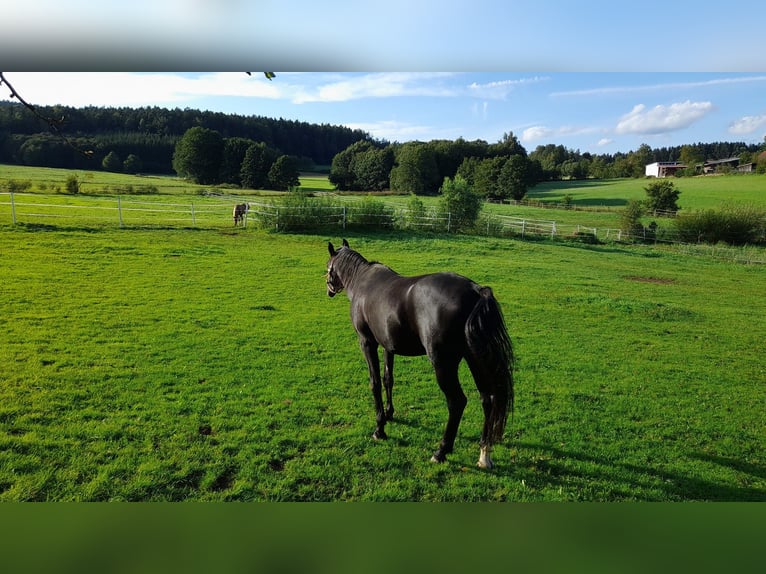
(335, 247, 395, 288)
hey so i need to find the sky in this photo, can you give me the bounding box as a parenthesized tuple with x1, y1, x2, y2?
(3, 1, 766, 155)
(4, 72, 766, 155)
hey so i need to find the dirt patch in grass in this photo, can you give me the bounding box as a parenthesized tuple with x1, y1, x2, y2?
(624, 275, 676, 285)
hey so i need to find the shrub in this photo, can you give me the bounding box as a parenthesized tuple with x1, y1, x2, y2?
(268, 191, 339, 231)
(619, 199, 646, 242)
(347, 197, 395, 229)
(674, 203, 766, 245)
(5, 179, 32, 193)
(65, 174, 80, 195)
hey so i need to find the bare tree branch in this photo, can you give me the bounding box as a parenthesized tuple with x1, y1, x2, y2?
(0, 71, 95, 158)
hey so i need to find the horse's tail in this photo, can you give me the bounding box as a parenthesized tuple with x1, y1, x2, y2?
(465, 286, 514, 445)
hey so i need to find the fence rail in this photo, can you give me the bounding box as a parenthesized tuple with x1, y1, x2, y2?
(0, 192, 235, 228)
(0, 191, 701, 240)
(2, 192, 765, 263)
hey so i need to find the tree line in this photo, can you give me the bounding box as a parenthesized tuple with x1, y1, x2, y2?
(529, 141, 766, 180)
(328, 136, 766, 202)
(171, 126, 302, 190)
(0, 101, 371, 173)
(3, 99, 765, 192)
(330, 133, 536, 200)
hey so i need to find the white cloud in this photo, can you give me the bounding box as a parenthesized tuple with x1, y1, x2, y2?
(467, 76, 549, 100)
(1, 72, 281, 108)
(521, 126, 554, 142)
(615, 100, 714, 135)
(344, 120, 439, 142)
(292, 73, 458, 104)
(521, 124, 600, 143)
(552, 76, 766, 98)
(597, 138, 613, 147)
(728, 114, 766, 135)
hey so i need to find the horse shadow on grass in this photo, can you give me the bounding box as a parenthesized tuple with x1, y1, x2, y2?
(507, 441, 766, 501)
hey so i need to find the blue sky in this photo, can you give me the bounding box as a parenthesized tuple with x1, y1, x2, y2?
(3, 1, 765, 155)
(4, 72, 766, 155)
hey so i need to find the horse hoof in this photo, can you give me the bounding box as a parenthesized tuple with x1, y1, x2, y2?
(372, 430, 387, 440)
(476, 459, 494, 470)
(430, 454, 446, 464)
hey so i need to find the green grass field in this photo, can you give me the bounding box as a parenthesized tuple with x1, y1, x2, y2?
(1, 223, 764, 501)
(529, 175, 766, 210)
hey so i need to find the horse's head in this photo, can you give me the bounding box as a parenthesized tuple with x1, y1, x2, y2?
(326, 239, 350, 297)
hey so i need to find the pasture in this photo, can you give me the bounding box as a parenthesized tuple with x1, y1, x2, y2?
(528, 175, 766, 210)
(1, 224, 764, 501)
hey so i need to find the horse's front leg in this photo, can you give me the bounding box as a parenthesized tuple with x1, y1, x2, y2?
(360, 337, 387, 440)
(383, 349, 395, 421)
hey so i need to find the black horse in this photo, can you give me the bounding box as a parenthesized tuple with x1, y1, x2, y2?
(233, 203, 249, 226)
(326, 239, 514, 469)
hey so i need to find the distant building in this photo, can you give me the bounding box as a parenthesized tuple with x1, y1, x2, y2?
(647, 157, 754, 177)
(700, 157, 746, 174)
(645, 162, 687, 178)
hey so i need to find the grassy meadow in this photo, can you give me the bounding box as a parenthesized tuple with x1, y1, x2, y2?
(1, 220, 764, 500)
(528, 175, 766, 210)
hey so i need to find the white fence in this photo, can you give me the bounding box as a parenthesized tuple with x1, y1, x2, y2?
(3, 192, 764, 263)
(0, 192, 234, 228)
(0, 191, 646, 240)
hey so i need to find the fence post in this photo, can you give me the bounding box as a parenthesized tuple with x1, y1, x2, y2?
(118, 196, 123, 227)
(447, 212, 451, 233)
(551, 221, 556, 238)
(10, 191, 16, 225)
(343, 206, 346, 230)
(521, 219, 526, 237)
(191, 203, 196, 226)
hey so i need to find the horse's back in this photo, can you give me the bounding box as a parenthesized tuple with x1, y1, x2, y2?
(357, 270, 481, 357)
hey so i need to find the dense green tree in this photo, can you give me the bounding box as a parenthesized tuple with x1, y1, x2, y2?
(560, 158, 589, 180)
(497, 155, 531, 201)
(529, 144, 568, 180)
(644, 180, 681, 214)
(472, 156, 506, 199)
(438, 175, 482, 233)
(329, 140, 375, 190)
(389, 142, 440, 195)
(102, 151, 122, 172)
(350, 146, 394, 191)
(489, 131, 526, 158)
(123, 154, 143, 174)
(240, 142, 279, 189)
(268, 155, 301, 191)
(679, 144, 704, 168)
(172, 127, 224, 184)
(455, 156, 482, 186)
(631, 143, 654, 177)
(219, 137, 255, 186)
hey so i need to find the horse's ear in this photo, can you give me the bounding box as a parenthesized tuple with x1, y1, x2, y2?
(328, 242, 336, 256)
(342, 238, 350, 248)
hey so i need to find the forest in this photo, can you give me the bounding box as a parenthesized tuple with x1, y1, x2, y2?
(0, 101, 371, 174)
(2, 100, 764, 195)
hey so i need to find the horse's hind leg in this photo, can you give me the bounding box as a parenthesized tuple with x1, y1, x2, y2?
(383, 349, 395, 421)
(360, 336, 387, 440)
(467, 357, 495, 469)
(430, 358, 467, 464)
